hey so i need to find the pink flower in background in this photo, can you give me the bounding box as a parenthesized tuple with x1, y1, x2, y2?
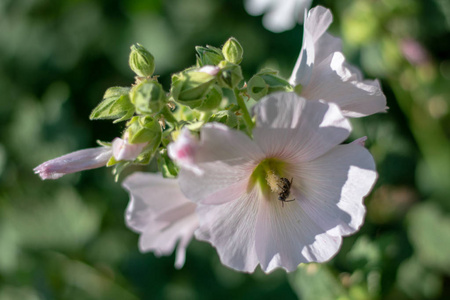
(290, 6, 387, 117)
(244, 0, 313, 32)
(34, 147, 112, 180)
(177, 92, 377, 273)
(122, 172, 199, 269)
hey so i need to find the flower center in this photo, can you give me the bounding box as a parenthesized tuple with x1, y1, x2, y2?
(249, 158, 288, 198)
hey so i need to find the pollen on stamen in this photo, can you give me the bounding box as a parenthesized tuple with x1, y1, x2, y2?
(266, 170, 282, 194)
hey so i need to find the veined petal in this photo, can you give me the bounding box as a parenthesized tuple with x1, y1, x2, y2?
(253, 93, 351, 162)
(122, 172, 198, 268)
(302, 52, 387, 117)
(179, 123, 263, 205)
(195, 188, 261, 273)
(255, 196, 342, 272)
(290, 144, 377, 237)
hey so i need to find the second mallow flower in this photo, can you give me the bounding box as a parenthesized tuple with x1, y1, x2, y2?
(177, 92, 378, 273)
(122, 172, 198, 269)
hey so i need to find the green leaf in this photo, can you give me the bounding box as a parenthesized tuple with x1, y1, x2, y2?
(289, 264, 348, 300)
(407, 202, 450, 274)
(397, 256, 442, 299)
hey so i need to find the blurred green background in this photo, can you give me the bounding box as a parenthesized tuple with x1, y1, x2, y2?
(1, 0, 450, 299)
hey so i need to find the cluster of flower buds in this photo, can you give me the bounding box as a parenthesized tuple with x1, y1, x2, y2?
(36, 36, 296, 180)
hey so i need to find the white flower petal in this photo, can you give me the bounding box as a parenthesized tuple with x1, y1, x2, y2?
(179, 123, 263, 205)
(302, 52, 387, 117)
(253, 93, 351, 162)
(290, 144, 377, 237)
(254, 197, 342, 272)
(290, 6, 334, 86)
(195, 188, 261, 273)
(122, 172, 199, 268)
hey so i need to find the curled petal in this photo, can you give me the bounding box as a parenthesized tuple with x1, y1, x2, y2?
(34, 147, 112, 180)
(289, 6, 387, 117)
(301, 52, 387, 117)
(122, 172, 199, 268)
(290, 6, 337, 86)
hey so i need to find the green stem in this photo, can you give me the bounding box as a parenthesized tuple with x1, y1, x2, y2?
(234, 88, 254, 134)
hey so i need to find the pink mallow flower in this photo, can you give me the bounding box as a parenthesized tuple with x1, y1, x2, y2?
(34, 147, 112, 180)
(177, 92, 377, 273)
(122, 172, 198, 269)
(290, 6, 387, 118)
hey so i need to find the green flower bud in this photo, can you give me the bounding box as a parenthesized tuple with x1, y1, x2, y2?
(195, 85, 223, 111)
(209, 110, 238, 128)
(195, 45, 224, 67)
(130, 79, 167, 115)
(222, 37, 243, 64)
(125, 116, 162, 150)
(90, 86, 135, 122)
(247, 69, 293, 100)
(129, 43, 155, 77)
(170, 69, 216, 109)
(217, 60, 243, 89)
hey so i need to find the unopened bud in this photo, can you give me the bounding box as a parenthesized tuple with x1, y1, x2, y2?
(170, 69, 216, 109)
(217, 61, 243, 89)
(34, 147, 112, 180)
(130, 79, 167, 115)
(126, 116, 162, 148)
(196, 45, 224, 66)
(129, 43, 155, 77)
(247, 69, 292, 100)
(222, 37, 243, 64)
(195, 85, 223, 111)
(90, 87, 134, 122)
(209, 110, 238, 128)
